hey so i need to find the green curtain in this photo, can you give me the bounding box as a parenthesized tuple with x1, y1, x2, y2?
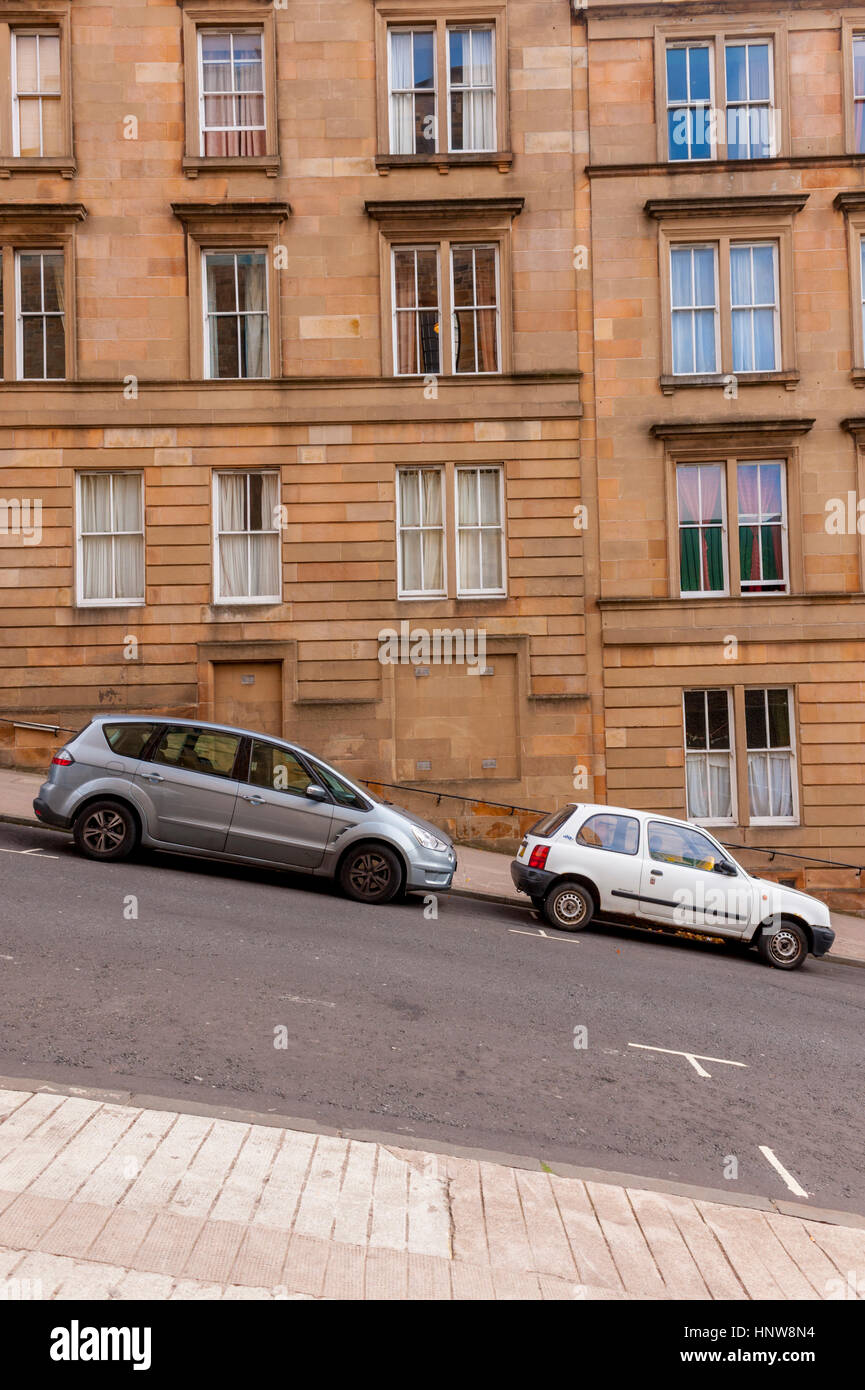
(681, 527, 723, 591)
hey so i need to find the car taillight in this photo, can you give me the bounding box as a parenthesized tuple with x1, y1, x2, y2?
(529, 844, 550, 869)
(51, 750, 74, 766)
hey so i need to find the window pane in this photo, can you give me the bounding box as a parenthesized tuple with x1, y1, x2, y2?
(44, 316, 65, 378)
(416, 250, 438, 307)
(206, 255, 237, 312)
(725, 44, 747, 101)
(670, 248, 692, 308)
(421, 530, 443, 590)
(398, 468, 420, 526)
(42, 253, 63, 313)
(201, 33, 232, 66)
(17, 98, 41, 156)
(219, 534, 248, 596)
(40, 34, 61, 92)
(81, 536, 113, 601)
(457, 470, 478, 525)
(693, 310, 716, 371)
(752, 245, 775, 303)
(856, 38, 865, 99)
(41, 96, 63, 155)
(730, 247, 752, 306)
(666, 47, 687, 104)
(752, 307, 776, 370)
(766, 689, 790, 748)
(400, 530, 422, 590)
(480, 528, 502, 588)
(104, 723, 156, 758)
(250, 532, 279, 595)
(233, 31, 262, 65)
(214, 316, 239, 377)
(706, 690, 730, 750)
(749, 44, 771, 101)
(18, 254, 43, 312)
(414, 31, 434, 88)
(745, 689, 767, 749)
(479, 468, 500, 524)
(15, 35, 38, 89)
(453, 309, 476, 371)
(700, 464, 723, 524)
(421, 467, 442, 524)
(475, 308, 498, 371)
(22, 317, 44, 378)
(684, 690, 707, 749)
(452, 248, 475, 307)
(114, 535, 144, 599)
(693, 247, 715, 305)
(112, 474, 142, 531)
(676, 466, 700, 525)
(249, 742, 310, 794)
(237, 314, 269, 379)
(81, 473, 112, 532)
(474, 246, 497, 304)
(449, 30, 464, 84)
(689, 45, 711, 101)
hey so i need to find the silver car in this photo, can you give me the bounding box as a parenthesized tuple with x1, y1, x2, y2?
(33, 716, 456, 904)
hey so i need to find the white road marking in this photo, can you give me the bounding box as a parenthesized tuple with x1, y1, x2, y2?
(628, 1043, 747, 1079)
(759, 1145, 809, 1197)
(508, 928, 581, 945)
(0, 846, 58, 859)
(278, 994, 336, 1008)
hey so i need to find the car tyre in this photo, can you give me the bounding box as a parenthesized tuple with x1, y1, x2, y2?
(339, 843, 403, 905)
(543, 882, 594, 932)
(756, 919, 808, 970)
(73, 799, 138, 862)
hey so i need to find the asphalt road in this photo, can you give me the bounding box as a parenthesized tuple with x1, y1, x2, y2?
(0, 821, 863, 1214)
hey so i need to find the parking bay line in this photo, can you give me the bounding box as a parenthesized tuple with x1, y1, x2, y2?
(0, 846, 58, 859)
(759, 1144, 809, 1198)
(628, 1043, 747, 1079)
(508, 928, 581, 945)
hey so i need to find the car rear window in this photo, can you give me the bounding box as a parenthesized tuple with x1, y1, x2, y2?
(530, 805, 575, 839)
(576, 813, 640, 856)
(102, 723, 157, 759)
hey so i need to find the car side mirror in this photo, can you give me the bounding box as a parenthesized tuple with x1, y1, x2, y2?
(714, 860, 737, 877)
(305, 784, 328, 802)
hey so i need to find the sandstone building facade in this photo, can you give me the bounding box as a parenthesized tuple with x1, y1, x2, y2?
(0, 0, 863, 903)
(578, 0, 865, 908)
(0, 0, 588, 843)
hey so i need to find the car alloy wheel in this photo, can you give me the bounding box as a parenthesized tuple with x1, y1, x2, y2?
(83, 809, 126, 854)
(73, 799, 137, 862)
(545, 883, 593, 932)
(339, 843, 402, 904)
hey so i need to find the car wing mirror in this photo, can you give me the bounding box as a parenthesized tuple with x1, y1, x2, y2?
(714, 859, 737, 876)
(306, 783, 328, 802)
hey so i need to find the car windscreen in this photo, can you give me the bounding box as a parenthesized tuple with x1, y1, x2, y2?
(529, 805, 575, 839)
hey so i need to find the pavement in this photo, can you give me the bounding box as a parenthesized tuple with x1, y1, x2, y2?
(1, 1080, 864, 1301)
(2, 765, 864, 963)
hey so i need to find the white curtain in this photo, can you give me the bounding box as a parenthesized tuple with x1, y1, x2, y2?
(687, 753, 732, 820)
(399, 470, 442, 591)
(390, 31, 414, 153)
(240, 255, 268, 378)
(218, 473, 278, 599)
(218, 474, 247, 598)
(81, 474, 142, 601)
(112, 475, 143, 600)
(469, 29, 494, 150)
(749, 752, 793, 818)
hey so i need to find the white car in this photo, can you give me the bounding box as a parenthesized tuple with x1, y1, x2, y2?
(510, 802, 835, 970)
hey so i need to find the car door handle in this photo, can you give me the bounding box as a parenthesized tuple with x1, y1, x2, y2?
(143, 773, 164, 784)
(650, 869, 663, 877)
(242, 794, 266, 806)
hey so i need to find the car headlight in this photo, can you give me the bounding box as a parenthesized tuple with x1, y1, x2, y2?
(411, 825, 449, 852)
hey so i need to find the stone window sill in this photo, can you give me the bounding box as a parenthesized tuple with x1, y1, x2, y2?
(660, 370, 800, 396)
(375, 152, 513, 175)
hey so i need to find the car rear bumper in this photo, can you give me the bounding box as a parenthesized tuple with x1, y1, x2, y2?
(32, 797, 72, 830)
(510, 859, 556, 899)
(810, 925, 835, 957)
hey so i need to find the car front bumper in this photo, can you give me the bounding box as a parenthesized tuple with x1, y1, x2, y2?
(405, 850, 457, 892)
(510, 859, 556, 899)
(811, 924, 835, 957)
